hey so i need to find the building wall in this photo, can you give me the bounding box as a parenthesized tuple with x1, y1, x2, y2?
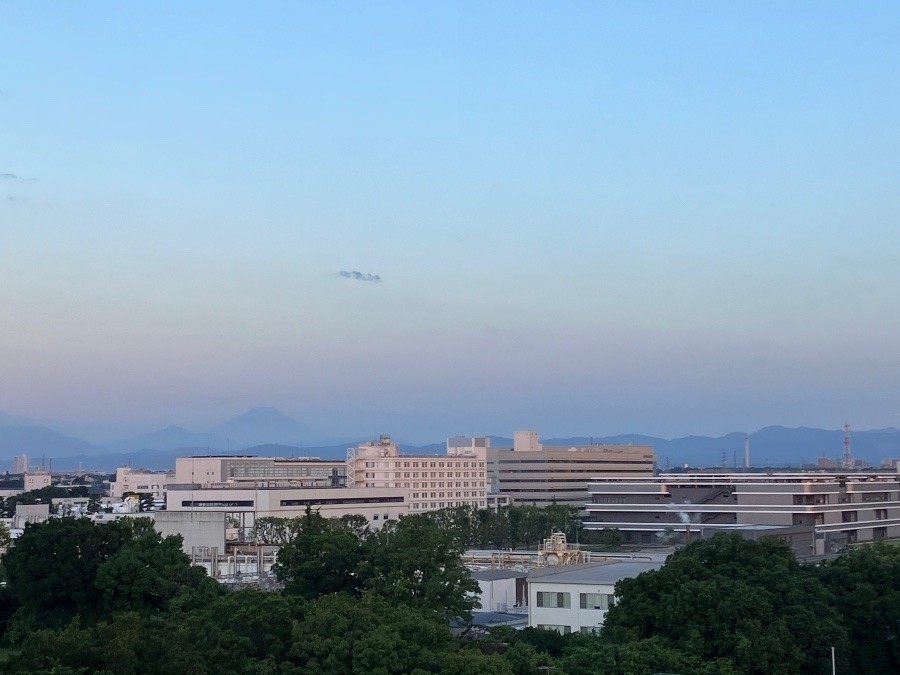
(486, 433, 655, 506)
(23, 472, 51, 491)
(14, 503, 50, 528)
(12, 454, 28, 474)
(585, 473, 900, 550)
(348, 436, 488, 512)
(174, 456, 346, 488)
(110, 467, 173, 500)
(528, 580, 617, 634)
(154, 510, 228, 554)
(475, 577, 519, 613)
(165, 484, 411, 542)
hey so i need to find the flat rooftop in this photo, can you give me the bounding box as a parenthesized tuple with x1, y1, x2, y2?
(528, 561, 663, 584)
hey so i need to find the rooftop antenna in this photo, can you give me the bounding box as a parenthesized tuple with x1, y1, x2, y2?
(842, 423, 853, 470)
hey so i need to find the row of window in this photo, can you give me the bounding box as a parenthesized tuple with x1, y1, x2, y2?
(536, 625, 598, 635)
(363, 461, 481, 469)
(535, 591, 615, 610)
(411, 491, 483, 499)
(411, 501, 486, 510)
(498, 459, 653, 465)
(363, 472, 483, 480)
(362, 482, 484, 491)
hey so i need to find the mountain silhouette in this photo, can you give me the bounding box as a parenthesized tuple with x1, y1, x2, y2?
(101, 425, 230, 454)
(213, 407, 326, 447)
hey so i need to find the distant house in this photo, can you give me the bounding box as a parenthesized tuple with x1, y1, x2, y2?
(527, 561, 662, 634)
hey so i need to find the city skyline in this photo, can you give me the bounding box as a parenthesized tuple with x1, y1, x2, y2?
(3, 3, 900, 445)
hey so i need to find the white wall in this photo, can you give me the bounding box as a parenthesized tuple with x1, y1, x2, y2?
(528, 580, 617, 634)
(476, 577, 518, 612)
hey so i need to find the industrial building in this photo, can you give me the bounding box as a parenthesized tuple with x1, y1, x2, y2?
(585, 472, 900, 554)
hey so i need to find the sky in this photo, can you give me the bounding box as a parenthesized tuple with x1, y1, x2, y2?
(2, 2, 900, 444)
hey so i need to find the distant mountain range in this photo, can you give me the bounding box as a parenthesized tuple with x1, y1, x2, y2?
(1, 408, 900, 473)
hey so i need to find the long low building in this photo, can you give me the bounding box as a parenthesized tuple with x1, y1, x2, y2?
(165, 484, 410, 541)
(585, 472, 900, 554)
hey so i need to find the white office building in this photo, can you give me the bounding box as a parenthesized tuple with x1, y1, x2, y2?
(528, 561, 662, 634)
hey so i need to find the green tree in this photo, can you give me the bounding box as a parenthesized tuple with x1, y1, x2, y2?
(0, 519, 11, 550)
(288, 593, 506, 675)
(595, 527, 624, 549)
(273, 508, 367, 599)
(4, 517, 137, 629)
(252, 515, 303, 545)
(603, 533, 848, 674)
(86, 494, 102, 515)
(94, 524, 219, 615)
(360, 514, 479, 619)
(814, 542, 900, 673)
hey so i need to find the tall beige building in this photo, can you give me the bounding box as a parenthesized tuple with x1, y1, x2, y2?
(347, 435, 487, 512)
(477, 431, 656, 507)
(12, 454, 28, 474)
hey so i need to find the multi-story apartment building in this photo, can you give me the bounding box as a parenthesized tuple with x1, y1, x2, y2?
(476, 431, 655, 507)
(347, 435, 487, 512)
(585, 472, 900, 553)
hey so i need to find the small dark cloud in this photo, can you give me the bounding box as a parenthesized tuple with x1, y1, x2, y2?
(339, 270, 382, 283)
(0, 173, 33, 183)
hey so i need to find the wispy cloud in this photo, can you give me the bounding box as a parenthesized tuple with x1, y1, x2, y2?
(339, 270, 382, 283)
(0, 173, 34, 183)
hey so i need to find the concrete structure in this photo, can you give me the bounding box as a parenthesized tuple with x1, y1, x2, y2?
(23, 472, 51, 491)
(13, 503, 50, 529)
(475, 431, 655, 507)
(174, 455, 347, 489)
(164, 483, 411, 541)
(470, 568, 528, 612)
(109, 467, 173, 500)
(348, 435, 487, 512)
(527, 561, 663, 634)
(155, 510, 227, 554)
(585, 472, 900, 554)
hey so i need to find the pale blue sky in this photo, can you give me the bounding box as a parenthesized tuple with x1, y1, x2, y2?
(2, 2, 899, 443)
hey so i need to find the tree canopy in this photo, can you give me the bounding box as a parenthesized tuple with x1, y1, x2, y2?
(602, 533, 849, 674)
(3, 508, 900, 674)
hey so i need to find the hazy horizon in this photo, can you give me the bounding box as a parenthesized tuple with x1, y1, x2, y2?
(3, 3, 899, 445)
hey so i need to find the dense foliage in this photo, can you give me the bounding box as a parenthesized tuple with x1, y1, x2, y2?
(1, 511, 900, 674)
(0, 485, 90, 517)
